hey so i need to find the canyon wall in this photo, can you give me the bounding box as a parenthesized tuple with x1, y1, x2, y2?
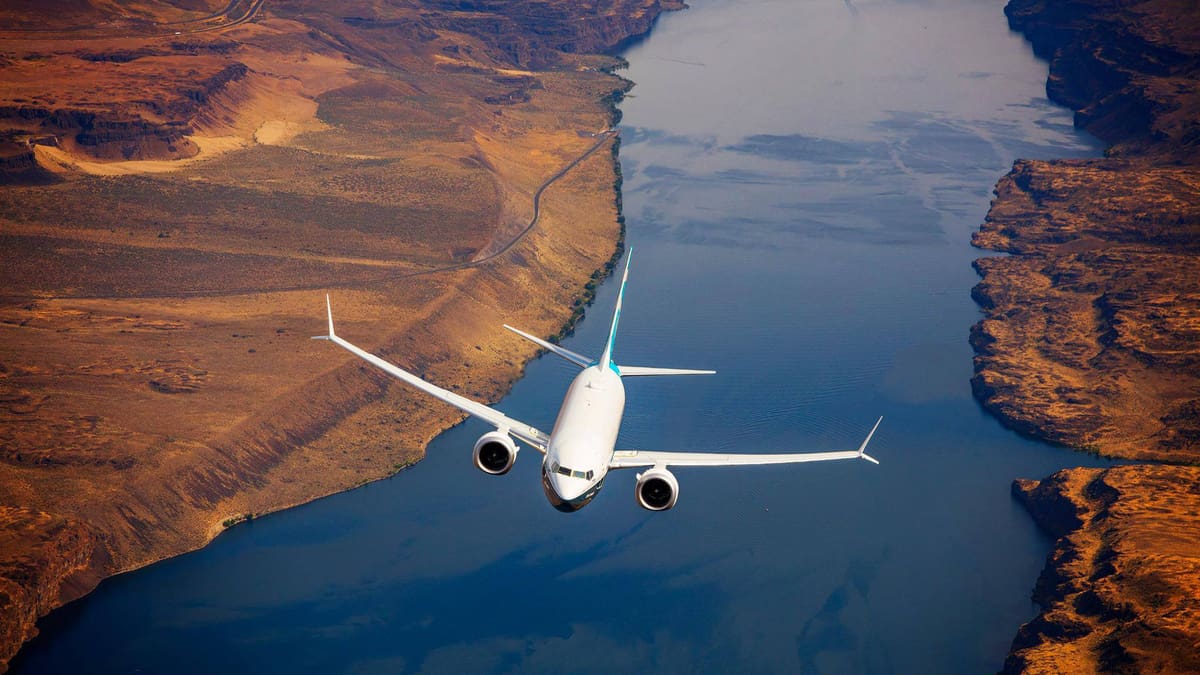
(972, 0, 1200, 671)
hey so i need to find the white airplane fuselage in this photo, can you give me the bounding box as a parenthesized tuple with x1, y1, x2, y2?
(541, 365, 624, 511)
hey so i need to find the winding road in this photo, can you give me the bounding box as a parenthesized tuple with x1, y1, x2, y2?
(12, 130, 620, 301)
(0, 0, 267, 40)
(401, 129, 620, 280)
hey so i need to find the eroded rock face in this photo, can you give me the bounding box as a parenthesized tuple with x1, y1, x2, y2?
(420, 0, 684, 68)
(0, 508, 108, 664)
(1007, 466, 1200, 675)
(977, 0, 1200, 671)
(972, 158, 1200, 462)
(1005, 0, 1200, 159)
(972, 0, 1200, 462)
(0, 55, 248, 162)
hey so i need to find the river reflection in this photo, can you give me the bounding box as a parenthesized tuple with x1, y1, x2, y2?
(14, 0, 1109, 673)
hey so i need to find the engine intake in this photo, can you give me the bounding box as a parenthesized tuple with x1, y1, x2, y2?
(473, 431, 518, 475)
(635, 467, 679, 511)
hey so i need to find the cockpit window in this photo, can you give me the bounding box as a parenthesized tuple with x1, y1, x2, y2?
(549, 462, 594, 481)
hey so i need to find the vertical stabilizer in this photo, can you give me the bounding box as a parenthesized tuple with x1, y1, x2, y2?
(598, 250, 632, 373)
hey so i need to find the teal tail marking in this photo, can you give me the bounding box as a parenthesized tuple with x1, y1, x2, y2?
(598, 249, 632, 375)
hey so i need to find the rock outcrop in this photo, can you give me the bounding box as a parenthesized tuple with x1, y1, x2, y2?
(420, 0, 683, 68)
(0, 508, 107, 661)
(972, 158, 1200, 462)
(975, 0, 1200, 671)
(1006, 467, 1200, 674)
(972, 0, 1200, 462)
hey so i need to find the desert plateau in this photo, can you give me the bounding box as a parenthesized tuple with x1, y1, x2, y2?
(971, 0, 1200, 671)
(0, 0, 681, 668)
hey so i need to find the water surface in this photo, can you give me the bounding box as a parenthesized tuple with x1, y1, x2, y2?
(14, 0, 1109, 672)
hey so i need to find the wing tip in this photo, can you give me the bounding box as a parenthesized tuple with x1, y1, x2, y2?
(325, 293, 335, 338)
(857, 416, 883, 463)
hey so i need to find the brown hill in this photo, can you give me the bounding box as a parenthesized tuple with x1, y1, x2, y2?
(1007, 466, 1200, 674)
(971, 0, 1200, 671)
(0, 0, 681, 669)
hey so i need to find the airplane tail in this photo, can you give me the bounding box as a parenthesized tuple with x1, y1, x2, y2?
(597, 251, 632, 374)
(504, 249, 714, 377)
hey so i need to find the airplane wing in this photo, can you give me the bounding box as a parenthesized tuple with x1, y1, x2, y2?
(315, 296, 550, 453)
(608, 417, 882, 469)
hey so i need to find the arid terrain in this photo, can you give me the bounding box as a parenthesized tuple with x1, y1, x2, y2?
(1009, 466, 1200, 673)
(971, 0, 1200, 671)
(0, 0, 680, 669)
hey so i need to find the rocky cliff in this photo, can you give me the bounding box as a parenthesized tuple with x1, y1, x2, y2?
(974, 0, 1200, 671)
(421, 0, 684, 68)
(973, 0, 1200, 462)
(0, 508, 107, 663)
(972, 157, 1200, 461)
(1006, 466, 1200, 674)
(0, 53, 249, 165)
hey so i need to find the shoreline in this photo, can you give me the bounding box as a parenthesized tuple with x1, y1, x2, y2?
(0, 1, 683, 669)
(972, 0, 1200, 670)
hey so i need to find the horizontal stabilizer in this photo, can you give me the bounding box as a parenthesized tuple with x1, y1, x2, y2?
(618, 366, 715, 377)
(504, 325, 591, 369)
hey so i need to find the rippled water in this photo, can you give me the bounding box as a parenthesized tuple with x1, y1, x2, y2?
(13, 0, 1111, 673)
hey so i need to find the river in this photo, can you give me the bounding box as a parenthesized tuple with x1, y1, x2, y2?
(12, 0, 1108, 672)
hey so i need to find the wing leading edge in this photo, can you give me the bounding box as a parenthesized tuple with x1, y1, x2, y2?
(609, 417, 882, 469)
(315, 296, 550, 453)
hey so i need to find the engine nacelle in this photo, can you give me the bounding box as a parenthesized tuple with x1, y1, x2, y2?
(635, 467, 679, 511)
(472, 431, 518, 476)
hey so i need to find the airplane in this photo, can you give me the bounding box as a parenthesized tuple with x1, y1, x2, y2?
(314, 252, 881, 512)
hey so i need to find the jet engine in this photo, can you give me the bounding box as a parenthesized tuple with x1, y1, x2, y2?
(472, 431, 518, 475)
(635, 467, 679, 511)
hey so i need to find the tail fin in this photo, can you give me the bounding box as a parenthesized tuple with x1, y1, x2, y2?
(598, 250, 632, 373)
(312, 294, 335, 341)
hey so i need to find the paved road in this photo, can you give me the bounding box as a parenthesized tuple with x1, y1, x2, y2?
(0, 0, 266, 40)
(399, 129, 620, 280)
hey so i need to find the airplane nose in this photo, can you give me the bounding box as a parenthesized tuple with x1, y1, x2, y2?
(542, 468, 601, 513)
(544, 470, 572, 499)
(542, 470, 572, 511)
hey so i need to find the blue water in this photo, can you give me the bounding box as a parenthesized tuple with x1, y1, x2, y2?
(13, 0, 1110, 673)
